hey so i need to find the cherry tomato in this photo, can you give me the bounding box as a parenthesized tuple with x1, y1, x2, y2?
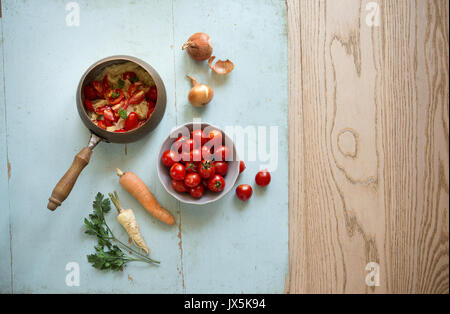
(255, 170, 271, 186)
(198, 160, 215, 179)
(170, 163, 186, 181)
(122, 71, 137, 81)
(184, 173, 201, 188)
(128, 90, 146, 105)
(173, 136, 189, 153)
(106, 89, 124, 105)
(239, 160, 246, 173)
(207, 174, 226, 192)
(190, 148, 202, 162)
(172, 179, 189, 193)
(124, 112, 139, 130)
(189, 184, 205, 198)
(161, 150, 178, 168)
(127, 82, 143, 98)
(180, 151, 191, 164)
(185, 161, 198, 174)
(191, 129, 207, 146)
(213, 161, 228, 176)
(84, 99, 95, 112)
(182, 138, 199, 153)
(92, 81, 105, 98)
(236, 184, 253, 201)
(84, 85, 97, 100)
(214, 145, 231, 161)
(201, 145, 213, 160)
(147, 86, 158, 102)
(206, 129, 223, 147)
(97, 120, 107, 130)
(95, 105, 108, 115)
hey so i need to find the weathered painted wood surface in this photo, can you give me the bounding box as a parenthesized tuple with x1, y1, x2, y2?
(0, 0, 288, 293)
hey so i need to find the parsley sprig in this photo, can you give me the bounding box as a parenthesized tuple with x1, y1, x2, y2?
(84, 193, 159, 271)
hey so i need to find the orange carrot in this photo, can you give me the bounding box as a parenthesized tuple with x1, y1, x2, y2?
(116, 168, 175, 226)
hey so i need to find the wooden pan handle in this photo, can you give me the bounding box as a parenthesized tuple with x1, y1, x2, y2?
(47, 147, 93, 210)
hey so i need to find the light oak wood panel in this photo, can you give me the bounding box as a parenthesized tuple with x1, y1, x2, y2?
(287, 0, 449, 293)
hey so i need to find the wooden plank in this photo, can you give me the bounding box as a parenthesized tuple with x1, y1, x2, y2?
(287, 0, 449, 293)
(172, 0, 289, 293)
(0, 13, 12, 293)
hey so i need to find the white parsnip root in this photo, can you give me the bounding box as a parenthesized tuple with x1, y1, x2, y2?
(109, 191, 149, 255)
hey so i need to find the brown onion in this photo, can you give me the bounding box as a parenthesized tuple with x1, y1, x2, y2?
(182, 33, 213, 61)
(186, 75, 213, 107)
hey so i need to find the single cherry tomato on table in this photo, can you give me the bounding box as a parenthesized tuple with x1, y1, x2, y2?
(170, 163, 186, 181)
(124, 112, 139, 130)
(184, 161, 198, 174)
(239, 160, 246, 173)
(161, 150, 178, 168)
(190, 184, 205, 198)
(184, 173, 201, 188)
(255, 170, 271, 186)
(213, 161, 228, 176)
(198, 160, 215, 179)
(191, 129, 207, 146)
(214, 145, 231, 161)
(236, 184, 253, 201)
(147, 86, 158, 102)
(207, 174, 226, 192)
(84, 85, 97, 100)
(172, 179, 189, 193)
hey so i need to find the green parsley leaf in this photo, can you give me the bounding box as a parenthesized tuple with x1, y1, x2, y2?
(118, 108, 128, 120)
(130, 76, 138, 83)
(118, 79, 125, 89)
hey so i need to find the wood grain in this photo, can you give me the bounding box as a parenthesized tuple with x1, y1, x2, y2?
(287, 0, 449, 293)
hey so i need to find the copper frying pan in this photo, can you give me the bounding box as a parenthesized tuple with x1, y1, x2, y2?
(47, 55, 166, 210)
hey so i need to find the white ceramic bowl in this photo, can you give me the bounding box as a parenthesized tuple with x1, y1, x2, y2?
(157, 122, 239, 205)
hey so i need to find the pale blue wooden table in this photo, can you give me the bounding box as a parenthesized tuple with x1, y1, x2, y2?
(0, 0, 288, 293)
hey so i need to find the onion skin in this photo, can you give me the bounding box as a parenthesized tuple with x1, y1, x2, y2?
(182, 33, 213, 61)
(187, 75, 214, 107)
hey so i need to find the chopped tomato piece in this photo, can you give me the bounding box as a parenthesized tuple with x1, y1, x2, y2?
(122, 71, 137, 81)
(114, 128, 127, 133)
(103, 107, 116, 122)
(84, 99, 95, 112)
(147, 86, 157, 102)
(106, 89, 124, 105)
(97, 120, 107, 130)
(128, 90, 146, 105)
(92, 81, 105, 98)
(127, 82, 143, 98)
(95, 105, 108, 115)
(84, 85, 97, 100)
(103, 75, 110, 90)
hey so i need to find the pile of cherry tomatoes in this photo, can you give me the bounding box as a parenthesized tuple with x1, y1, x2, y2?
(161, 129, 232, 199)
(161, 128, 272, 201)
